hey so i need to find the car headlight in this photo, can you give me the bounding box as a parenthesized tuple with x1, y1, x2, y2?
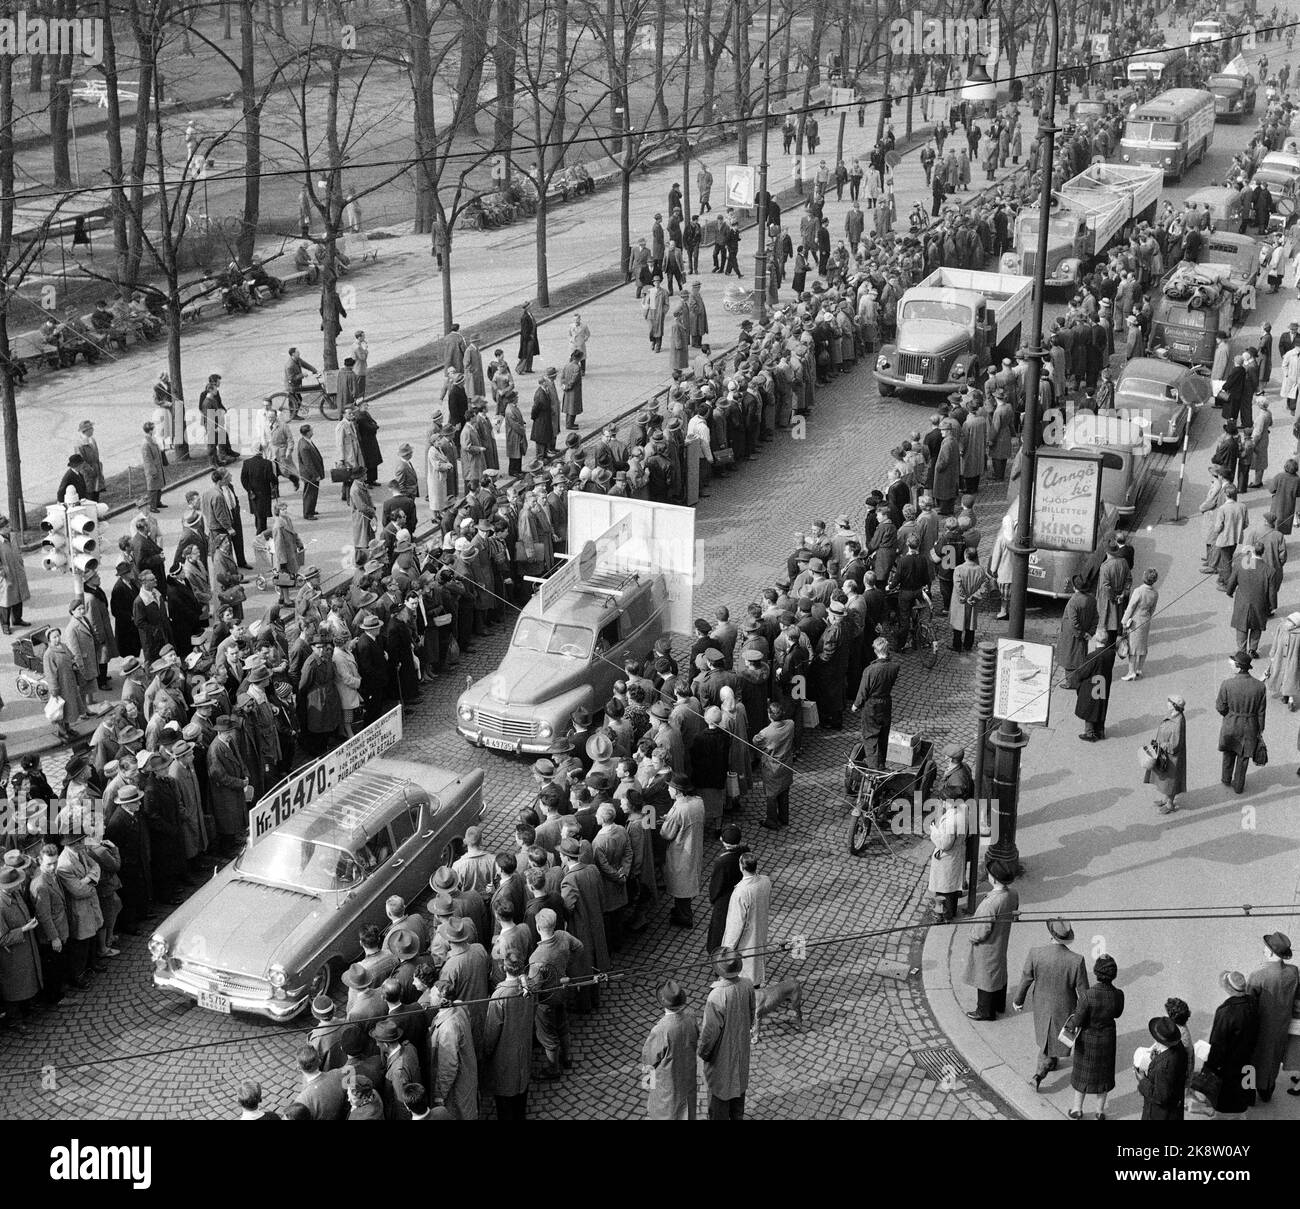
(1121, 152, 1129, 161)
(458, 705, 474, 723)
(1164, 156, 1172, 166)
(950, 362, 965, 379)
(268, 964, 287, 989)
(148, 934, 168, 961)
(537, 720, 553, 738)
(876, 355, 889, 370)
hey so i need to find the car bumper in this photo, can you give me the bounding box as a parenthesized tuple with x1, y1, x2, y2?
(457, 725, 566, 757)
(152, 968, 308, 1021)
(873, 370, 960, 394)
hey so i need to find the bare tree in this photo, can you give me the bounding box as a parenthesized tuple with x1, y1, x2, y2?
(452, 0, 492, 134)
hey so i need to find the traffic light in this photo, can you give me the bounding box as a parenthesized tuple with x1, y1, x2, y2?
(40, 505, 67, 573)
(66, 504, 99, 576)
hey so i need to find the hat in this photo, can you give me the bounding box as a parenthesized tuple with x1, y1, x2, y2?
(1263, 931, 1293, 959)
(741, 647, 764, 663)
(428, 867, 457, 894)
(704, 705, 723, 724)
(585, 732, 614, 762)
(942, 742, 966, 762)
(439, 917, 472, 945)
(985, 858, 1016, 885)
(341, 962, 374, 990)
(431, 892, 457, 920)
(720, 824, 742, 845)
(386, 928, 421, 962)
(310, 995, 336, 1020)
(0, 867, 23, 889)
(1046, 918, 1075, 942)
(168, 739, 194, 760)
(116, 725, 144, 746)
(1148, 1016, 1181, 1046)
(649, 699, 671, 720)
(370, 1018, 403, 1044)
(246, 665, 271, 686)
(704, 647, 724, 664)
(119, 656, 143, 676)
(1220, 969, 1248, 994)
(828, 599, 846, 615)
(657, 979, 687, 1009)
(116, 785, 143, 806)
(1233, 650, 1254, 671)
(359, 613, 382, 634)
(1166, 694, 1186, 711)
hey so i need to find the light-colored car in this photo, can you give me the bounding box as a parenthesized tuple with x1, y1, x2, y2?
(457, 569, 670, 755)
(1115, 356, 1209, 447)
(149, 757, 484, 1021)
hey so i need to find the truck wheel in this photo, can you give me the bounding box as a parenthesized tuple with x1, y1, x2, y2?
(877, 381, 897, 397)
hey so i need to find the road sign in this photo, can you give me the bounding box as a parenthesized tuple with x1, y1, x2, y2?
(725, 164, 756, 207)
(249, 707, 403, 845)
(993, 638, 1053, 726)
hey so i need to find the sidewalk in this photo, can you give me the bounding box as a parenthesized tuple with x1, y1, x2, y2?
(1, 96, 1033, 756)
(922, 289, 1300, 1121)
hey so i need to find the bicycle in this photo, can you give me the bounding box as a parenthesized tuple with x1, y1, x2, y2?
(887, 587, 940, 669)
(266, 371, 340, 421)
(843, 738, 936, 857)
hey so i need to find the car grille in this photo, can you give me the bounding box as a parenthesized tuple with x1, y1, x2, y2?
(476, 709, 538, 739)
(895, 352, 946, 383)
(176, 960, 272, 998)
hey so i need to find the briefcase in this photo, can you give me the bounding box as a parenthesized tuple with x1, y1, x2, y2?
(329, 464, 352, 483)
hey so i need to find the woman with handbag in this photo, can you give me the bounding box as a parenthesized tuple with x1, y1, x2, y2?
(1144, 693, 1187, 815)
(1069, 954, 1125, 1120)
(1120, 568, 1160, 680)
(267, 502, 302, 576)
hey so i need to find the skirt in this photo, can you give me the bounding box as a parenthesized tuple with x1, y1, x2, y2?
(1125, 621, 1151, 660)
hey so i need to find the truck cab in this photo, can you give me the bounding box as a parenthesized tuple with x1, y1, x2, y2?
(1209, 71, 1257, 118)
(1002, 207, 1088, 286)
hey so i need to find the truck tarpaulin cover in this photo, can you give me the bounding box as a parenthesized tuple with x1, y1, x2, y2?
(567, 495, 696, 634)
(1162, 261, 1232, 308)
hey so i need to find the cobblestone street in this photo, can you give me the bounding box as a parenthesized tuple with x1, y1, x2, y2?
(1, 359, 1023, 1121)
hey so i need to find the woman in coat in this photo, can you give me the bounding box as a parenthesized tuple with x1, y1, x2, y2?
(1069, 953, 1124, 1119)
(1199, 465, 1230, 564)
(659, 776, 704, 928)
(1265, 610, 1300, 707)
(718, 685, 750, 799)
(668, 303, 690, 372)
(63, 599, 99, 704)
(0, 867, 42, 1018)
(1280, 345, 1300, 412)
(0, 515, 30, 633)
(332, 640, 363, 737)
(1121, 567, 1160, 680)
(503, 394, 528, 478)
(1268, 457, 1300, 536)
(1204, 969, 1260, 1114)
(43, 628, 86, 741)
(987, 513, 1015, 621)
(643, 277, 669, 352)
(1137, 1016, 1189, 1121)
(1145, 694, 1187, 815)
(269, 502, 302, 576)
(1249, 397, 1272, 488)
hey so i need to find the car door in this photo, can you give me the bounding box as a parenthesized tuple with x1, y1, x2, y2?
(382, 802, 426, 910)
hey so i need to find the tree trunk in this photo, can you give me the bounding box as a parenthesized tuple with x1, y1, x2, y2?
(453, 0, 489, 135)
(653, 0, 670, 129)
(223, 0, 233, 37)
(701, 0, 718, 119)
(733, 0, 748, 164)
(318, 50, 344, 371)
(876, 40, 893, 141)
(126, 3, 158, 286)
(778, 0, 791, 99)
(407, 0, 437, 232)
(0, 55, 23, 528)
(680, 45, 693, 221)
(239, 0, 260, 263)
(619, 154, 632, 279)
(494, 0, 519, 182)
(272, 0, 285, 35)
(101, 1, 131, 293)
(605, 0, 620, 132)
(49, 1, 75, 188)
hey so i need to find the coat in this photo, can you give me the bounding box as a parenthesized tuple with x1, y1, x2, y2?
(55, 846, 104, 941)
(932, 433, 960, 500)
(960, 412, 988, 478)
(1144, 710, 1188, 798)
(348, 480, 375, 551)
(1247, 960, 1300, 1094)
(642, 1007, 700, 1119)
(1013, 942, 1089, 1057)
(1094, 555, 1131, 632)
(660, 793, 705, 900)
(1138, 1042, 1188, 1120)
(0, 890, 42, 1002)
(721, 872, 771, 987)
(950, 561, 989, 632)
(560, 861, 610, 972)
(1072, 982, 1125, 1093)
(482, 981, 535, 1096)
(27, 869, 69, 945)
(1216, 671, 1267, 757)
(1056, 590, 1098, 671)
(1069, 643, 1115, 726)
(754, 718, 795, 796)
(698, 974, 755, 1099)
(927, 800, 967, 895)
(43, 641, 84, 725)
(1225, 561, 1270, 633)
(0, 533, 30, 607)
(1207, 992, 1259, 1113)
(428, 1005, 479, 1120)
(503, 402, 528, 459)
(963, 883, 1019, 991)
(206, 732, 249, 836)
(1270, 469, 1300, 535)
(1267, 619, 1300, 701)
(591, 825, 632, 912)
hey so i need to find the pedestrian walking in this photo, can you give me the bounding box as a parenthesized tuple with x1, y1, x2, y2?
(963, 858, 1019, 1021)
(1216, 650, 1267, 794)
(1068, 953, 1124, 1120)
(697, 947, 755, 1120)
(1247, 931, 1299, 1103)
(0, 514, 31, 633)
(643, 277, 668, 352)
(1144, 694, 1187, 815)
(1013, 918, 1089, 1089)
(516, 301, 539, 374)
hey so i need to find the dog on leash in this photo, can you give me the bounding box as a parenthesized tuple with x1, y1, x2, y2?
(753, 977, 804, 1039)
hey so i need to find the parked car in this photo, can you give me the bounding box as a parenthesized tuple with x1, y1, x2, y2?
(148, 757, 484, 1021)
(456, 569, 670, 756)
(1250, 163, 1300, 208)
(1115, 356, 1209, 447)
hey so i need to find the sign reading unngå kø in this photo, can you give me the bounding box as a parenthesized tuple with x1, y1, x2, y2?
(1030, 448, 1103, 554)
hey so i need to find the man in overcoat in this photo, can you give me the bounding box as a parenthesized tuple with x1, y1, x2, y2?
(642, 979, 699, 1119)
(964, 858, 1019, 1020)
(697, 947, 755, 1120)
(851, 637, 899, 768)
(1247, 931, 1300, 1102)
(1225, 543, 1271, 657)
(1068, 633, 1116, 742)
(1013, 918, 1090, 1086)
(1216, 650, 1267, 794)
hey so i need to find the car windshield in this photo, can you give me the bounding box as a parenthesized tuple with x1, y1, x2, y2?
(1120, 378, 1179, 402)
(1019, 212, 1077, 236)
(1125, 121, 1178, 141)
(901, 299, 971, 326)
(511, 616, 593, 658)
(236, 834, 362, 892)
(1211, 77, 1243, 93)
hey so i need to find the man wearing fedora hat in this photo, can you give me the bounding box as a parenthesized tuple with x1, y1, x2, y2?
(483, 952, 536, 1118)
(1205, 969, 1260, 1114)
(103, 784, 151, 933)
(438, 916, 491, 1051)
(1013, 918, 1089, 1088)
(964, 858, 1019, 1021)
(698, 946, 755, 1120)
(342, 960, 386, 1022)
(1216, 650, 1267, 794)
(372, 1015, 422, 1120)
(1247, 931, 1299, 1102)
(1136, 1016, 1188, 1120)
(642, 978, 699, 1119)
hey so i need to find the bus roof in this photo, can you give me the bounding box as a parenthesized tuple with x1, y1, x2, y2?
(1128, 89, 1214, 120)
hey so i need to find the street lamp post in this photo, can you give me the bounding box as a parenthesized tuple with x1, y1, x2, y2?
(984, 0, 1060, 872)
(751, 0, 774, 324)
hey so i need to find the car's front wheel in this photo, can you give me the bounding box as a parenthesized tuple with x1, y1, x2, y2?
(309, 960, 337, 999)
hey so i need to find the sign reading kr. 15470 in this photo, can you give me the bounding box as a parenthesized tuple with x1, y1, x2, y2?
(248, 707, 403, 844)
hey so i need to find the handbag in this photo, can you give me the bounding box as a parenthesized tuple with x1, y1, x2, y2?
(329, 463, 352, 483)
(445, 636, 461, 668)
(725, 770, 740, 798)
(1057, 1013, 1079, 1051)
(801, 699, 820, 729)
(1254, 739, 1269, 766)
(44, 695, 65, 723)
(1140, 740, 1167, 774)
(1116, 631, 1130, 660)
(713, 446, 735, 466)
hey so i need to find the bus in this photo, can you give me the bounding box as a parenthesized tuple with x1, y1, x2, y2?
(1120, 88, 1216, 179)
(1126, 46, 1190, 86)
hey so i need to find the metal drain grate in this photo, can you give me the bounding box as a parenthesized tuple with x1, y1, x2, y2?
(910, 1045, 971, 1081)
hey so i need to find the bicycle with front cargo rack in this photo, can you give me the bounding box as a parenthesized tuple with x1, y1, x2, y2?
(843, 737, 936, 857)
(266, 371, 341, 421)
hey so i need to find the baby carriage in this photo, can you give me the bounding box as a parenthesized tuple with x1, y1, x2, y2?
(13, 626, 52, 701)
